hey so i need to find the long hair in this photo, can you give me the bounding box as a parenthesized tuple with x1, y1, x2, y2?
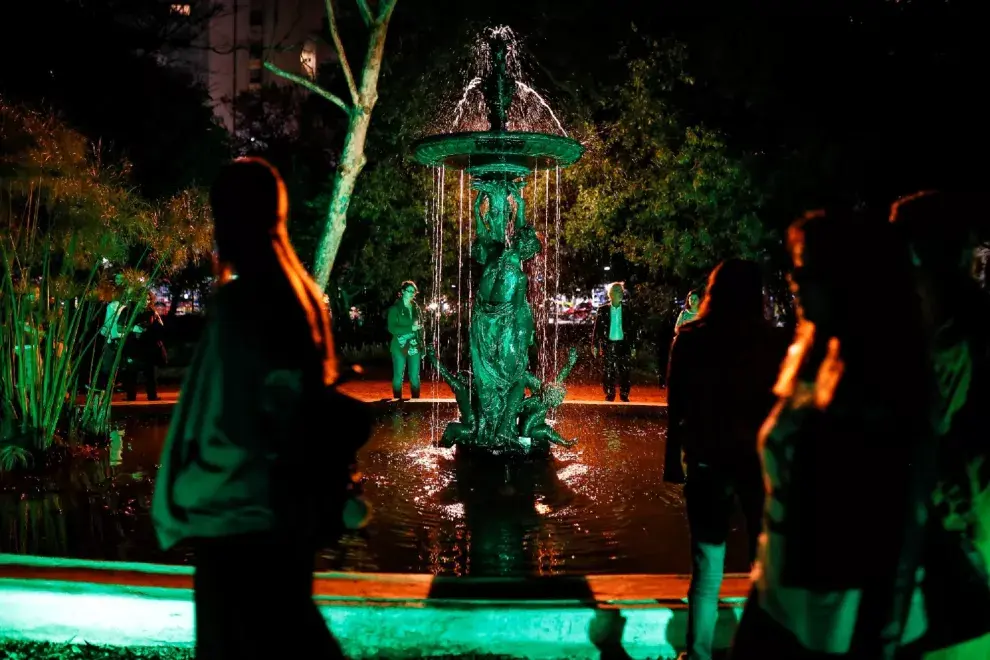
(787, 210, 932, 409)
(210, 157, 338, 385)
(697, 259, 765, 321)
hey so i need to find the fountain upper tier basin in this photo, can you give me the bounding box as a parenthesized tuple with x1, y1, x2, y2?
(412, 130, 584, 178)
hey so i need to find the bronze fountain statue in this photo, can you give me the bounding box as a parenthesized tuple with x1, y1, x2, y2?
(413, 29, 584, 456)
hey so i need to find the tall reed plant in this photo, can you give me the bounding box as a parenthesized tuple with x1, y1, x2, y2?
(0, 100, 212, 471)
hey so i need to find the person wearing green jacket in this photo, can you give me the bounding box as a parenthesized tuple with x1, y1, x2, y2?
(388, 281, 424, 399)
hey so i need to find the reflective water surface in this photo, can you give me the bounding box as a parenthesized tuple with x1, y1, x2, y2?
(0, 407, 751, 576)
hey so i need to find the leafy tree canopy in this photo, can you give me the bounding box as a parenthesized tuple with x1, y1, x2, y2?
(563, 40, 770, 297)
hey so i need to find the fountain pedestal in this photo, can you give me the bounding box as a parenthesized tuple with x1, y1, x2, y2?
(413, 30, 584, 455)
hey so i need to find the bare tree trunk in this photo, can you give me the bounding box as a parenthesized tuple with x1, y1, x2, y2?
(265, 0, 397, 292)
(312, 103, 370, 289)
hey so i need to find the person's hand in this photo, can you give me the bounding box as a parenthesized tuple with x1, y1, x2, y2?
(412, 323, 422, 331)
(132, 326, 145, 334)
(592, 346, 598, 358)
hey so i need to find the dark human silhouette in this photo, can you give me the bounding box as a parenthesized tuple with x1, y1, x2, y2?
(663, 259, 786, 660)
(732, 210, 935, 659)
(121, 291, 165, 401)
(152, 158, 368, 660)
(592, 283, 639, 402)
(891, 190, 990, 655)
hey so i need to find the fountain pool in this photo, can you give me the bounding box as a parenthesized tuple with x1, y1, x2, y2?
(0, 407, 751, 577)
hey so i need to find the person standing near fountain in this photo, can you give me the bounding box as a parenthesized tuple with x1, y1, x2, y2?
(152, 158, 364, 660)
(387, 280, 424, 400)
(675, 289, 702, 334)
(662, 260, 786, 660)
(592, 283, 639, 402)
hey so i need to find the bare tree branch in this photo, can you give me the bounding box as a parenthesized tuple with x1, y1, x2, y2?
(355, 0, 373, 27)
(263, 60, 352, 115)
(377, 0, 398, 23)
(325, 0, 361, 105)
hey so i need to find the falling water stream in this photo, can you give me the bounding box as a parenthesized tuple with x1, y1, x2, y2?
(423, 27, 572, 436)
(425, 167, 567, 406)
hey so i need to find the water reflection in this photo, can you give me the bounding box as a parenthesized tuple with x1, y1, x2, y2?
(0, 408, 752, 576)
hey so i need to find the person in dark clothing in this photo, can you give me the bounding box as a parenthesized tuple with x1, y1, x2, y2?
(732, 211, 934, 659)
(152, 158, 369, 660)
(121, 292, 165, 401)
(890, 191, 990, 656)
(663, 259, 787, 660)
(592, 283, 639, 401)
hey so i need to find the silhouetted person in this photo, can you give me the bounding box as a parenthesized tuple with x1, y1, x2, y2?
(94, 273, 142, 392)
(121, 291, 164, 401)
(663, 260, 786, 660)
(732, 211, 934, 659)
(387, 280, 423, 399)
(152, 158, 367, 660)
(891, 190, 990, 655)
(592, 283, 639, 402)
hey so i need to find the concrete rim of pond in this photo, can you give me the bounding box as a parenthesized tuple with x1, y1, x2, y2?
(0, 554, 745, 658)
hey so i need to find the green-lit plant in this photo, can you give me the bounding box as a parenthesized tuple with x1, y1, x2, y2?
(0, 100, 212, 469)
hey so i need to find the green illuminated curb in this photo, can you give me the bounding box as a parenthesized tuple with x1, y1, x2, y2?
(0, 555, 745, 659)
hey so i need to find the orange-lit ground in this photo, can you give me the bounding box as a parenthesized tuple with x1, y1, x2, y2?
(106, 381, 668, 407)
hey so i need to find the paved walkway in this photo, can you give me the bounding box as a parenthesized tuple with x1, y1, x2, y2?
(107, 380, 667, 407)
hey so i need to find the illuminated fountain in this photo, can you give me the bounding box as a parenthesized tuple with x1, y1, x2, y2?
(413, 28, 584, 456)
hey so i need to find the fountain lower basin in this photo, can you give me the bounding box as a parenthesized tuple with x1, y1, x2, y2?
(0, 405, 753, 656)
(0, 554, 747, 658)
(0, 406, 751, 575)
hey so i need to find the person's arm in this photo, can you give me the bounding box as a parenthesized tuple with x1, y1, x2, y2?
(592, 308, 603, 355)
(629, 306, 638, 356)
(662, 334, 688, 483)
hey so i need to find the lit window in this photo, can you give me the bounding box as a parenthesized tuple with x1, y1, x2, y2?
(301, 40, 317, 79)
(170, 4, 191, 15)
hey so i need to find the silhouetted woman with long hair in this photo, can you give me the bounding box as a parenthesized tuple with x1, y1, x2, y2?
(732, 210, 935, 659)
(153, 158, 366, 659)
(664, 259, 787, 660)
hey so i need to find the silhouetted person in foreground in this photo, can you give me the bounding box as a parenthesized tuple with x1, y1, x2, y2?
(152, 158, 369, 659)
(663, 259, 786, 660)
(733, 211, 934, 659)
(891, 190, 990, 655)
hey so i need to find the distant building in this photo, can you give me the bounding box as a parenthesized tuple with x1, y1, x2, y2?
(166, 0, 331, 132)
